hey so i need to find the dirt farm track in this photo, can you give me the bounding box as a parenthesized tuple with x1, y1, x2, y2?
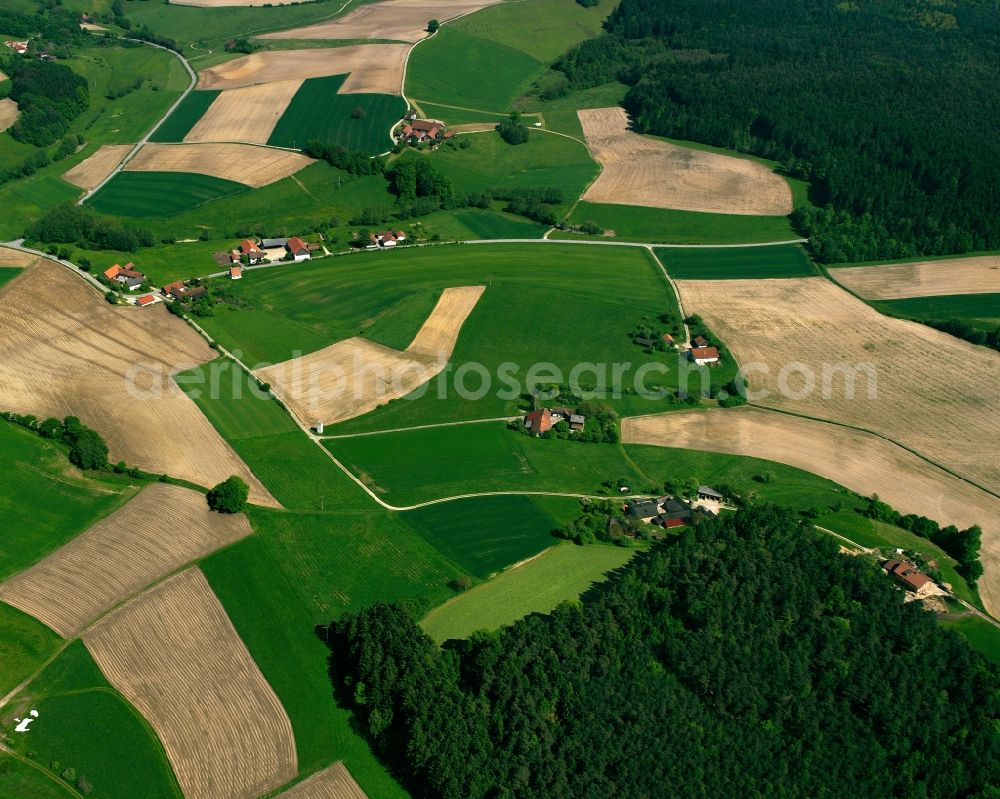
(623, 407, 1000, 617)
(0, 483, 252, 637)
(0, 251, 278, 505)
(83, 568, 298, 799)
(676, 276, 1000, 496)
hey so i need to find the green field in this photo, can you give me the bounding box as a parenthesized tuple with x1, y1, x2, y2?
(87, 171, 249, 217)
(268, 75, 406, 153)
(429, 129, 597, 204)
(0, 44, 186, 238)
(202, 506, 461, 794)
(938, 615, 1000, 666)
(0, 602, 62, 698)
(175, 359, 371, 511)
(413, 102, 509, 126)
(407, 28, 543, 112)
(558, 202, 798, 245)
(402, 494, 580, 578)
(0, 756, 73, 799)
(421, 542, 635, 643)
(0, 266, 23, 289)
(0, 422, 142, 580)
(872, 294, 1000, 333)
(327, 424, 869, 510)
(6, 642, 181, 799)
(815, 511, 979, 606)
(658, 245, 818, 279)
(193, 243, 732, 431)
(148, 90, 221, 143)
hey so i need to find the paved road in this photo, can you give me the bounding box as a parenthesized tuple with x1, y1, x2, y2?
(77, 39, 198, 204)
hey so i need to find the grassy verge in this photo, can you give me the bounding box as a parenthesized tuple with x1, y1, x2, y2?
(421, 542, 635, 643)
(938, 615, 1000, 666)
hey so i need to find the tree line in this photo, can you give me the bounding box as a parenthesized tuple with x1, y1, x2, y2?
(27, 203, 156, 252)
(555, 0, 1000, 263)
(325, 504, 999, 799)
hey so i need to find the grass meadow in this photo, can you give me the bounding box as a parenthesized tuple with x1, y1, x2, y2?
(327, 425, 869, 510)
(402, 494, 581, 578)
(175, 359, 372, 511)
(0, 755, 72, 799)
(0, 422, 142, 580)
(872, 294, 1000, 333)
(430, 129, 598, 205)
(421, 542, 635, 643)
(558, 201, 798, 245)
(938, 615, 1000, 666)
(0, 44, 185, 238)
(658, 245, 818, 280)
(0, 602, 62, 698)
(414, 102, 509, 126)
(194, 243, 731, 431)
(87, 171, 249, 217)
(202, 506, 462, 795)
(0, 266, 23, 289)
(268, 76, 406, 153)
(148, 90, 221, 143)
(407, 28, 543, 112)
(7, 641, 181, 799)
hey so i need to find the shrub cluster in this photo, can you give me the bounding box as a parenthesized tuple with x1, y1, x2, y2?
(27, 203, 156, 252)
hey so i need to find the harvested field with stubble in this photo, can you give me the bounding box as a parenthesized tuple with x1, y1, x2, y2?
(83, 568, 297, 799)
(257, 286, 484, 426)
(622, 407, 1000, 617)
(0, 251, 277, 505)
(61, 144, 133, 190)
(184, 82, 302, 144)
(830, 256, 1000, 300)
(579, 107, 792, 215)
(197, 46, 410, 95)
(675, 277, 1000, 495)
(0, 98, 19, 133)
(259, 0, 502, 43)
(0, 483, 251, 637)
(124, 142, 313, 187)
(275, 763, 368, 799)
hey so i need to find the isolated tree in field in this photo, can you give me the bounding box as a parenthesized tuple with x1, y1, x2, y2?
(427, 19, 440, 33)
(351, 106, 366, 119)
(207, 476, 249, 514)
(68, 428, 108, 471)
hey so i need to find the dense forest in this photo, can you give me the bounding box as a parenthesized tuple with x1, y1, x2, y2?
(555, 0, 1000, 263)
(7, 59, 89, 147)
(327, 506, 999, 799)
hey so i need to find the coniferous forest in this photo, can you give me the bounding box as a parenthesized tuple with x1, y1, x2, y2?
(555, 0, 1000, 263)
(326, 506, 1000, 799)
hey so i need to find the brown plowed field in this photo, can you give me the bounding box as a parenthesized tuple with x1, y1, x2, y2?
(83, 568, 298, 799)
(0, 483, 252, 637)
(274, 763, 369, 799)
(578, 107, 792, 215)
(124, 142, 313, 188)
(0, 250, 278, 506)
(257, 285, 484, 426)
(0, 98, 19, 134)
(622, 407, 1000, 617)
(184, 82, 303, 145)
(62, 144, 133, 190)
(829, 256, 1000, 300)
(197, 46, 410, 95)
(675, 277, 1000, 495)
(258, 0, 503, 43)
